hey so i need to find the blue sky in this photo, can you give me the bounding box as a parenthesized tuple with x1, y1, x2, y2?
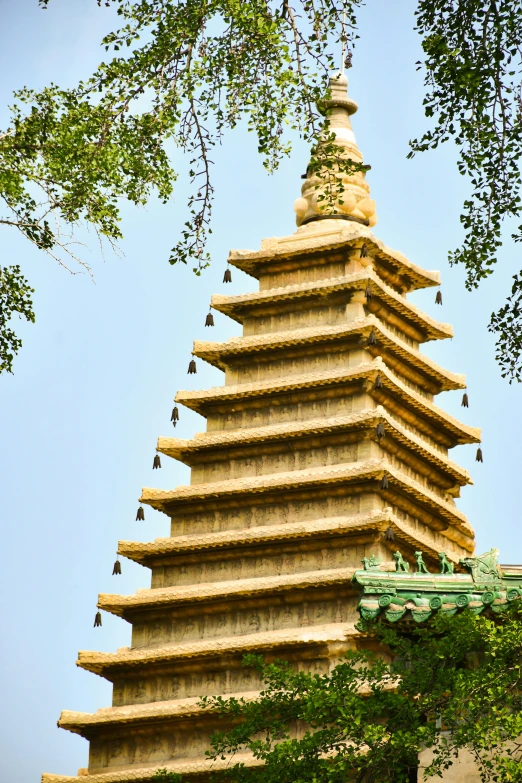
(1, 1, 522, 781)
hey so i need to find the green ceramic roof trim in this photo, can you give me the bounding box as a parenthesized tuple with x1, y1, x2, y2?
(352, 548, 522, 623)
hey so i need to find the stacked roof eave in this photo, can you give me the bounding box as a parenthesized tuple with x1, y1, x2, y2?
(192, 316, 465, 392)
(175, 361, 481, 447)
(118, 508, 471, 569)
(228, 227, 440, 293)
(211, 269, 453, 342)
(157, 409, 472, 477)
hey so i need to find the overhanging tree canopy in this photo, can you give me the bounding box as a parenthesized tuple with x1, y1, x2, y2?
(2, 0, 522, 377)
(153, 608, 522, 783)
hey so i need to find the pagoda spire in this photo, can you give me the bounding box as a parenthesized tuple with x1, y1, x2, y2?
(294, 72, 377, 228)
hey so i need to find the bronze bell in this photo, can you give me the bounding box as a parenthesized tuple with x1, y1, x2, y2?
(112, 558, 122, 575)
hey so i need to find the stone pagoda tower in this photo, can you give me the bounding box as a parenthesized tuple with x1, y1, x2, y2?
(43, 73, 480, 783)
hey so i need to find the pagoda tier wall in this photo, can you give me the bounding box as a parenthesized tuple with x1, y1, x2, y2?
(205, 388, 374, 431)
(241, 302, 422, 350)
(86, 722, 215, 774)
(258, 251, 349, 289)
(128, 589, 361, 649)
(189, 434, 372, 482)
(243, 301, 362, 336)
(149, 533, 392, 589)
(186, 436, 458, 497)
(223, 344, 366, 385)
(168, 488, 378, 535)
(110, 652, 332, 707)
(221, 347, 438, 401)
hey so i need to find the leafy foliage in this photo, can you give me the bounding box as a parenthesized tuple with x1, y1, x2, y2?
(33, 0, 358, 272)
(0, 265, 35, 374)
(4, 1, 522, 376)
(172, 608, 522, 783)
(153, 770, 183, 783)
(2, 0, 361, 372)
(412, 0, 522, 381)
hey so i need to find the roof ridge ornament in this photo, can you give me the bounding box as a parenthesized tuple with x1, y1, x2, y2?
(354, 548, 521, 623)
(294, 72, 377, 230)
(460, 547, 501, 581)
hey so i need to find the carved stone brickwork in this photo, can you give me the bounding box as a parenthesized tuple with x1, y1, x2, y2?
(111, 655, 333, 709)
(190, 439, 363, 484)
(259, 257, 347, 289)
(130, 594, 359, 648)
(151, 539, 377, 588)
(243, 302, 349, 336)
(112, 666, 263, 707)
(43, 74, 481, 783)
(168, 490, 370, 537)
(88, 723, 219, 772)
(224, 343, 364, 385)
(206, 388, 369, 432)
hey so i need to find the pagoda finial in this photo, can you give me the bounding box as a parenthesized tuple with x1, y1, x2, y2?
(293, 72, 377, 229)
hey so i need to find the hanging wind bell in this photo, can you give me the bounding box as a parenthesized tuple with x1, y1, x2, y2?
(367, 330, 377, 347)
(375, 422, 385, 440)
(205, 309, 214, 327)
(374, 372, 383, 390)
(360, 243, 368, 258)
(171, 405, 179, 426)
(435, 290, 443, 305)
(365, 283, 372, 301)
(223, 267, 232, 283)
(136, 506, 145, 521)
(153, 454, 161, 469)
(188, 359, 197, 374)
(94, 611, 102, 628)
(462, 393, 469, 408)
(476, 447, 483, 463)
(112, 557, 122, 576)
(384, 526, 395, 542)
(381, 475, 389, 490)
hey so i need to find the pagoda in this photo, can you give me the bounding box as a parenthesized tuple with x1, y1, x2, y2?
(43, 73, 485, 783)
